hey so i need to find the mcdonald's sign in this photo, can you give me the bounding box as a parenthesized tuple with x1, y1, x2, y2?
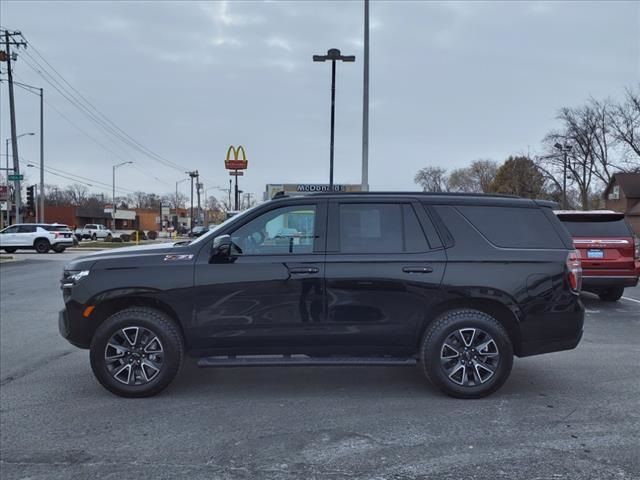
(225, 145, 248, 170)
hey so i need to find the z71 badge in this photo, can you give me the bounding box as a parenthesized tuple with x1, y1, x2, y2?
(163, 254, 194, 262)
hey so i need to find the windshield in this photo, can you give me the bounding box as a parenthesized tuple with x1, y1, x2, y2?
(186, 204, 263, 246)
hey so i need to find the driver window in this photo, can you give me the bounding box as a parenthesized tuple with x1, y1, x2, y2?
(2, 226, 18, 234)
(231, 205, 316, 255)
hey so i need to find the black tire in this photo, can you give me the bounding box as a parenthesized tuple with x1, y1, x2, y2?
(90, 307, 184, 398)
(4, 247, 17, 253)
(420, 309, 513, 399)
(598, 287, 624, 302)
(34, 238, 50, 254)
(52, 245, 66, 253)
(75, 234, 82, 242)
(91, 233, 97, 241)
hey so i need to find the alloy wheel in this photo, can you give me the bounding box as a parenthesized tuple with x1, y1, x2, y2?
(104, 326, 164, 385)
(440, 328, 500, 387)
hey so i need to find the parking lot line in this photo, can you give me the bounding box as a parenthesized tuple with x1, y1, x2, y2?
(621, 296, 640, 304)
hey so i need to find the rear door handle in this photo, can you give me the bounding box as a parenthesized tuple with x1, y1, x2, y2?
(402, 266, 434, 274)
(289, 267, 320, 274)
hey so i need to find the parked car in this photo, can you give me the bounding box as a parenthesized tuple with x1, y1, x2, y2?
(189, 226, 208, 237)
(556, 210, 639, 301)
(59, 192, 584, 398)
(1, 223, 75, 253)
(75, 224, 112, 241)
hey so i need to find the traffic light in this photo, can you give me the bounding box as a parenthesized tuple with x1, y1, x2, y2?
(26, 185, 35, 216)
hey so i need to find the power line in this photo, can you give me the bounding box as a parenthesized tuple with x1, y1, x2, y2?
(14, 35, 192, 173)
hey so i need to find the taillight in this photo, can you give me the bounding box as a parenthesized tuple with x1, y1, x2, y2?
(54, 232, 60, 238)
(566, 250, 582, 293)
(634, 235, 640, 260)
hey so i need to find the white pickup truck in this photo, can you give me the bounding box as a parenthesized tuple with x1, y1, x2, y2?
(75, 224, 113, 241)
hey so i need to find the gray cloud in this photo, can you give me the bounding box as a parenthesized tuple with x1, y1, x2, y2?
(1, 0, 638, 201)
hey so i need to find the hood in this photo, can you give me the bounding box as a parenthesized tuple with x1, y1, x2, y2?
(87, 241, 180, 256)
(65, 241, 196, 271)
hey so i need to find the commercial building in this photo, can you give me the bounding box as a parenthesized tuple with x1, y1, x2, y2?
(264, 183, 362, 201)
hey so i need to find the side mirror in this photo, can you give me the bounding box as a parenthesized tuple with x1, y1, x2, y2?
(210, 234, 233, 263)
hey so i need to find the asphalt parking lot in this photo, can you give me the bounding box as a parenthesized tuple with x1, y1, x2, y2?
(1, 253, 639, 480)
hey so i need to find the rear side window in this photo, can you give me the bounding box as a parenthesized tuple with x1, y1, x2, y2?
(42, 225, 70, 232)
(17, 225, 37, 233)
(338, 203, 429, 253)
(457, 205, 564, 248)
(558, 217, 631, 237)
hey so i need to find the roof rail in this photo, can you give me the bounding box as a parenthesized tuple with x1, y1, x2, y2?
(306, 191, 520, 199)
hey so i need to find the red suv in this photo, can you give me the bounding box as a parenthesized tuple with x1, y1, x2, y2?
(556, 210, 639, 301)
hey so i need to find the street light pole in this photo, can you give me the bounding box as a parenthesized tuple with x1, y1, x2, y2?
(313, 48, 355, 189)
(4, 133, 34, 226)
(112, 161, 132, 228)
(39, 88, 44, 222)
(361, 0, 370, 192)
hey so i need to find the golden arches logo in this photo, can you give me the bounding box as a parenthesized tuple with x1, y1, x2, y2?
(225, 145, 248, 170)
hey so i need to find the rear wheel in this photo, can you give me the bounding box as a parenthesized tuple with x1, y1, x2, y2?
(90, 307, 184, 397)
(420, 309, 513, 399)
(34, 238, 50, 254)
(52, 245, 66, 253)
(4, 247, 17, 253)
(599, 287, 624, 302)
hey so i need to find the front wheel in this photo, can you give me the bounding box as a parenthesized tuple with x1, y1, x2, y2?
(34, 239, 50, 254)
(90, 307, 184, 397)
(421, 309, 513, 399)
(599, 287, 624, 302)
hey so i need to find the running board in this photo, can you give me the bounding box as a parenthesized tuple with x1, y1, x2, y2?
(197, 355, 418, 368)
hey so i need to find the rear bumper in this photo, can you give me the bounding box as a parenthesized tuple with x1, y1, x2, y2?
(518, 305, 584, 357)
(582, 275, 638, 289)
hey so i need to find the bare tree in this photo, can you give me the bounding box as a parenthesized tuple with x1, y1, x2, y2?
(414, 166, 449, 192)
(608, 85, 640, 162)
(448, 159, 498, 193)
(65, 184, 89, 206)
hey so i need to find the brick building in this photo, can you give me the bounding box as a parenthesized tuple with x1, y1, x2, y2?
(603, 173, 640, 235)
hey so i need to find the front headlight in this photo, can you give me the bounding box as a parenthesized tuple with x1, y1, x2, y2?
(61, 270, 90, 288)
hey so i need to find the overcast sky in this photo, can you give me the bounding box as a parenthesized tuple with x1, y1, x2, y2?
(1, 0, 638, 201)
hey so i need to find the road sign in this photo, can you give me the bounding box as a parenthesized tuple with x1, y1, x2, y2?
(229, 171, 244, 176)
(7, 174, 23, 181)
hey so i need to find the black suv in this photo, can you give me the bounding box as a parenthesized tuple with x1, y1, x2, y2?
(59, 193, 584, 398)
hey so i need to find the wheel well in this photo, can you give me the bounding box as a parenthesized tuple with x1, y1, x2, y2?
(33, 237, 50, 245)
(90, 296, 186, 346)
(421, 299, 522, 356)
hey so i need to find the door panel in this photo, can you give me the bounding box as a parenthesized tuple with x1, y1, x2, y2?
(191, 201, 327, 351)
(324, 200, 446, 348)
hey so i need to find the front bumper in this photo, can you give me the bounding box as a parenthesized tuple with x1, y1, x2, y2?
(58, 307, 92, 349)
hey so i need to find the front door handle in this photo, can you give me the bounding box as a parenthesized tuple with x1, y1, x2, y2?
(289, 267, 320, 274)
(402, 266, 434, 274)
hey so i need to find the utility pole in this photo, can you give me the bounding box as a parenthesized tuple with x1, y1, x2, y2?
(361, 0, 370, 192)
(196, 176, 202, 226)
(4, 30, 27, 223)
(554, 143, 572, 209)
